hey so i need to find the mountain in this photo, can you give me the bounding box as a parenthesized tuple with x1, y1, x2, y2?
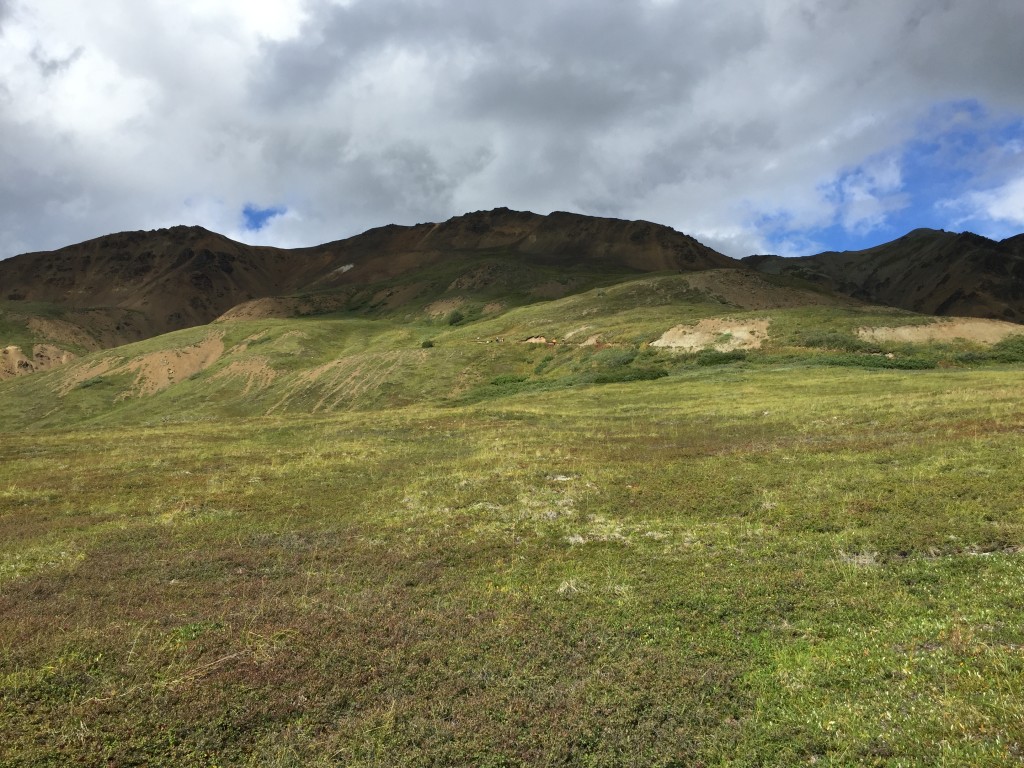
(0, 267, 945, 431)
(5, 210, 1024, 385)
(743, 228, 1024, 321)
(0, 208, 738, 379)
(0, 208, 733, 327)
(7, 215, 1024, 766)
(0, 209, 733, 369)
(0, 226, 339, 332)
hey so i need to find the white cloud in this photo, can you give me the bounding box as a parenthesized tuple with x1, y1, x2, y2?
(980, 178, 1024, 225)
(944, 177, 1024, 230)
(834, 155, 907, 233)
(1, 0, 1023, 259)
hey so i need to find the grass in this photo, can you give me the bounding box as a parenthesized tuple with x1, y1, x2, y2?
(4, 271, 1024, 764)
(6, 272, 1020, 432)
(0, 300, 127, 358)
(2, 365, 1024, 765)
(0, 301, 64, 357)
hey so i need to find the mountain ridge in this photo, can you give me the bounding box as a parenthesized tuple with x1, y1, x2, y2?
(742, 228, 1024, 321)
(3, 208, 1024, 384)
(0, 208, 732, 329)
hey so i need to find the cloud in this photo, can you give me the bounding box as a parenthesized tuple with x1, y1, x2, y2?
(1, 0, 1024, 259)
(973, 178, 1024, 226)
(941, 177, 1024, 234)
(30, 44, 83, 77)
(930, 116, 1024, 237)
(976, 178, 1024, 226)
(832, 155, 908, 233)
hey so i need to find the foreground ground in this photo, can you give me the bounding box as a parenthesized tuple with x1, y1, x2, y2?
(2, 365, 1023, 766)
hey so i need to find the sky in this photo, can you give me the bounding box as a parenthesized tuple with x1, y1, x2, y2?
(1, 0, 1022, 260)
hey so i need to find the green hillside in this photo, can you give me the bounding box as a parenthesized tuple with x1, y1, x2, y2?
(3, 270, 1024, 432)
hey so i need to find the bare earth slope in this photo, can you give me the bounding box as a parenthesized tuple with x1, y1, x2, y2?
(743, 228, 1024, 321)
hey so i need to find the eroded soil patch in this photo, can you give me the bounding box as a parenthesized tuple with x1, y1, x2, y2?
(858, 318, 1024, 345)
(651, 318, 770, 351)
(116, 335, 225, 397)
(1, 344, 77, 380)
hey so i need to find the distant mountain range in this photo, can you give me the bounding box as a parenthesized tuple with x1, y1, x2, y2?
(1, 208, 1022, 378)
(0, 209, 729, 338)
(743, 228, 1024, 322)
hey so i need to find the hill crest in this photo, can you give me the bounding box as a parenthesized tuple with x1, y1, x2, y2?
(3, 210, 1024, 386)
(1, 208, 732, 323)
(742, 229, 1024, 321)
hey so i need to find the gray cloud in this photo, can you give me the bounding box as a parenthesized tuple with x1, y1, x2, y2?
(30, 44, 83, 77)
(1, 0, 1023, 259)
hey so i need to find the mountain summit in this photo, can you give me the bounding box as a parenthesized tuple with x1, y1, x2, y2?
(743, 228, 1024, 321)
(0, 208, 733, 337)
(3, 209, 1024, 384)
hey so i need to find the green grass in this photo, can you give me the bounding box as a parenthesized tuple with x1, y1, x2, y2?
(4, 273, 1024, 764)
(2, 365, 1024, 765)
(0, 300, 115, 357)
(2, 278, 1023, 432)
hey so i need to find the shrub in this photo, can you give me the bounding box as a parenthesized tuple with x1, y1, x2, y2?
(593, 367, 668, 383)
(421, 339, 435, 348)
(797, 331, 875, 353)
(817, 353, 936, 370)
(446, 310, 465, 326)
(990, 334, 1024, 363)
(695, 350, 747, 366)
(490, 374, 528, 386)
(75, 376, 107, 390)
(591, 348, 637, 367)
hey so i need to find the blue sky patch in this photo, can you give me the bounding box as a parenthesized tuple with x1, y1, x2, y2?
(761, 101, 1024, 255)
(242, 204, 287, 232)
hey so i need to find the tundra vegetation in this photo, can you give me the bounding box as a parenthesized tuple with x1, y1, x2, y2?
(2, 271, 1024, 766)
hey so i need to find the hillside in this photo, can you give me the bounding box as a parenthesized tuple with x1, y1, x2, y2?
(5, 217, 1024, 764)
(6, 212, 1024, 389)
(743, 228, 1024, 321)
(5, 263, 1024, 431)
(0, 226, 339, 331)
(0, 209, 733, 375)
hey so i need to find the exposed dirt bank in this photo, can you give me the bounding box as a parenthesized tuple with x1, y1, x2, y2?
(857, 318, 1024, 345)
(651, 318, 770, 351)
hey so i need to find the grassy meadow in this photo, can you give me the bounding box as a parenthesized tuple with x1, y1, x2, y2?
(3, 360, 1024, 765)
(3, 268, 1024, 765)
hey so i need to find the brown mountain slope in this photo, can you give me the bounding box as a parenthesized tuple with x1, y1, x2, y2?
(0, 226, 340, 334)
(0, 304, 161, 380)
(0, 209, 734, 348)
(9, 207, 1023, 385)
(301, 207, 736, 291)
(742, 229, 1024, 321)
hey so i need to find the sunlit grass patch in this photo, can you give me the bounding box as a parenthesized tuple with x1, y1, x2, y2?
(0, 538, 84, 583)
